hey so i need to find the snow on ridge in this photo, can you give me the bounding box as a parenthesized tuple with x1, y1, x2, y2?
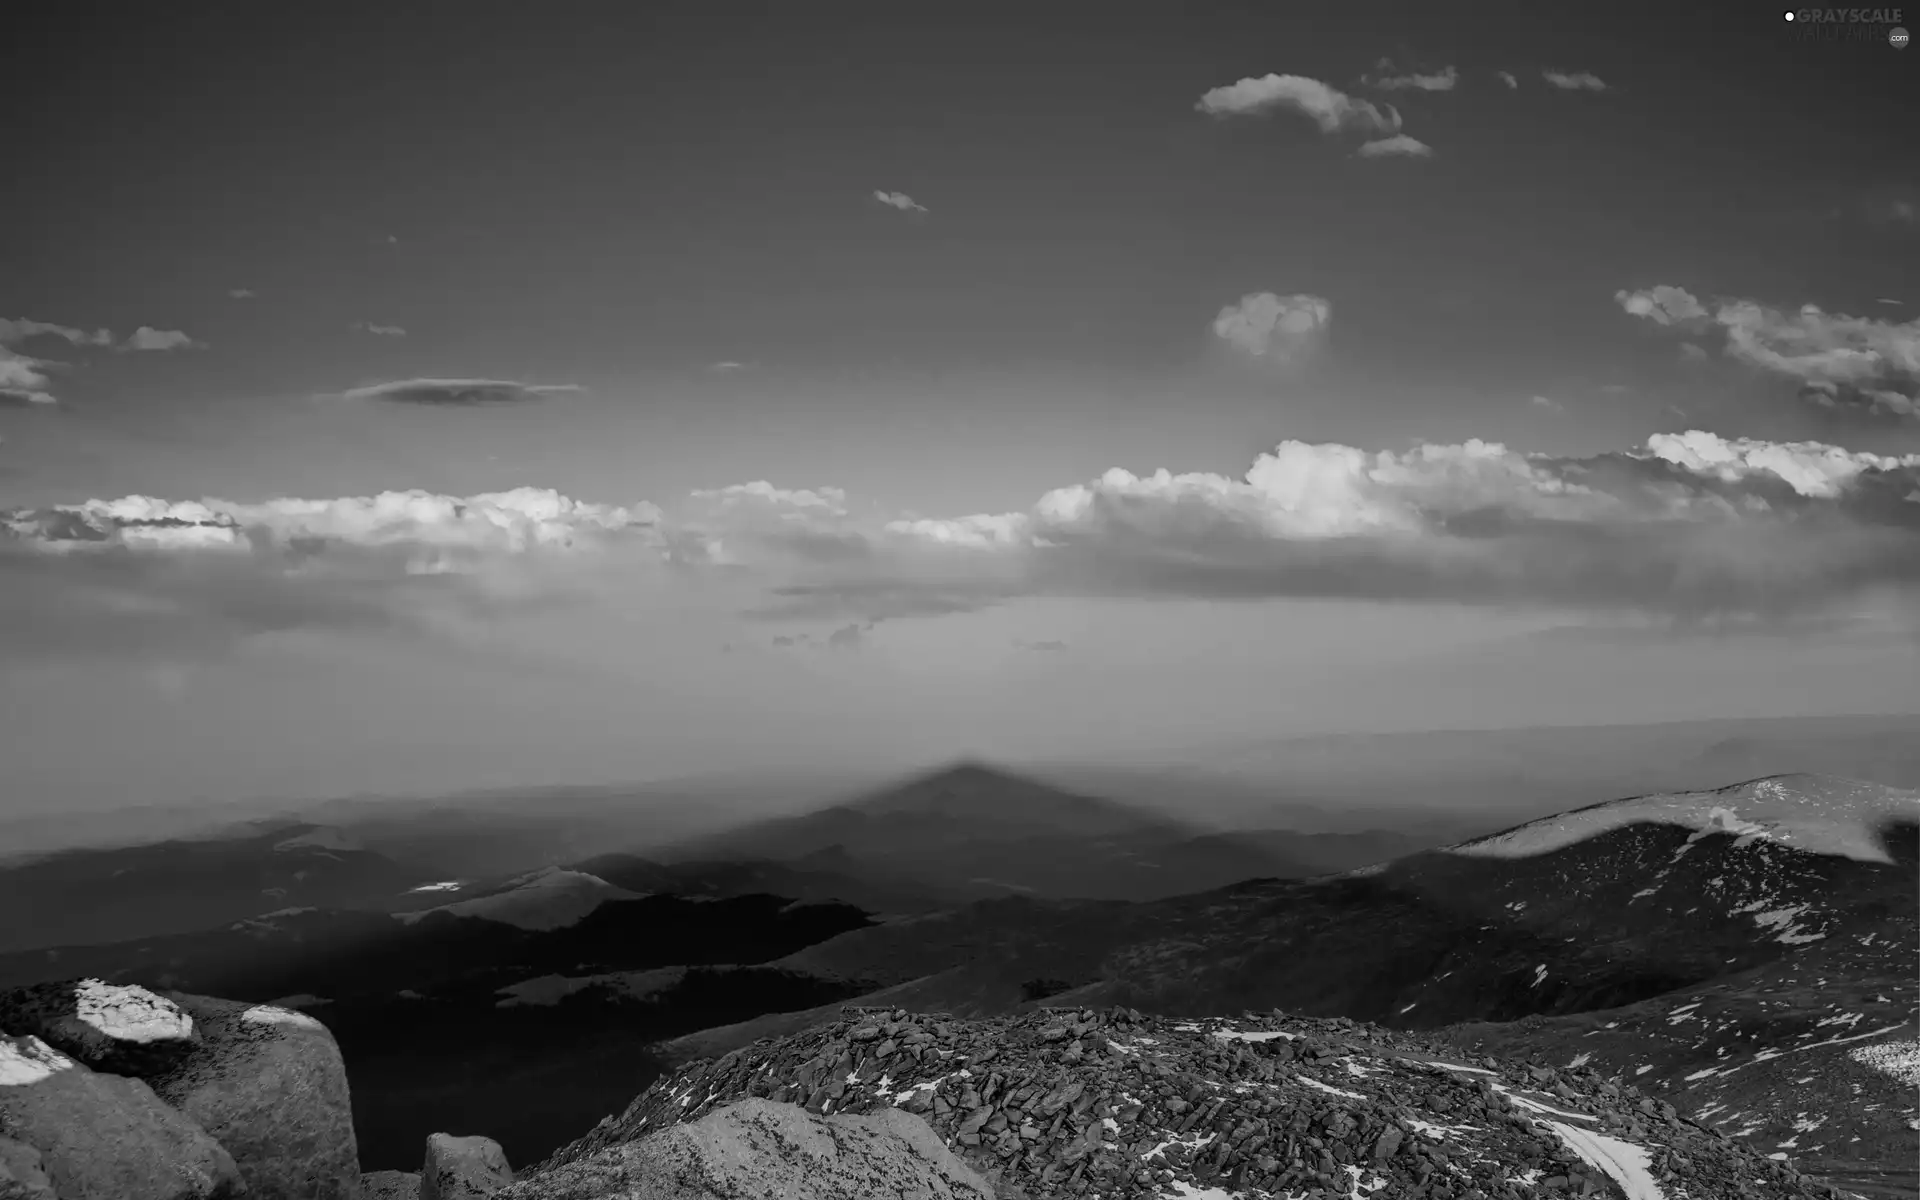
(395, 868, 641, 931)
(1445, 774, 1917, 865)
(74, 979, 193, 1043)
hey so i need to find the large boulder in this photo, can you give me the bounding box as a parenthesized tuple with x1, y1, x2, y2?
(0, 1135, 55, 1199)
(0, 1033, 242, 1200)
(148, 993, 361, 1200)
(494, 1097, 995, 1200)
(362, 1170, 422, 1199)
(421, 1133, 514, 1199)
(0, 979, 199, 1078)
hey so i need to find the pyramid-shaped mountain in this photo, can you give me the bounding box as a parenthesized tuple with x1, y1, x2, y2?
(663, 762, 1323, 901)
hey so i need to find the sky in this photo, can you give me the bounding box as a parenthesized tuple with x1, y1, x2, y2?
(4, 1, 1919, 813)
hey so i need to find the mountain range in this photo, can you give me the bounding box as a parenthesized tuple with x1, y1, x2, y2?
(0, 761, 1913, 1197)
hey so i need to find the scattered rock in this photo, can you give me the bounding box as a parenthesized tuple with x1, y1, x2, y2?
(531, 1008, 1836, 1200)
(148, 992, 361, 1200)
(495, 1096, 994, 1200)
(0, 1033, 242, 1200)
(362, 1169, 423, 1199)
(423, 1133, 515, 1199)
(0, 979, 199, 1077)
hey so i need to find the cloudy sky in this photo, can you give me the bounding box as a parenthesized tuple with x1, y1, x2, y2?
(5, 2, 1917, 812)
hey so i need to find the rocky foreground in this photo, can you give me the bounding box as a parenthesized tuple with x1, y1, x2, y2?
(0, 979, 1874, 1198)
(520, 1005, 1850, 1199)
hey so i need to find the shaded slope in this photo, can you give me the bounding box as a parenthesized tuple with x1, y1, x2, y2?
(0, 822, 432, 953)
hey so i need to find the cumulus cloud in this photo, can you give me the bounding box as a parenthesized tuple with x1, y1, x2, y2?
(1211, 293, 1332, 361)
(335, 378, 584, 406)
(1357, 135, 1433, 159)
(19, 432, 1920, 658)
(1542, 70, 1608, 91)
(351, 322, 407, 338)
(1365, 62, 1458, 91)
(851, 431, 1920, 620)
(1496, 71, 1519, 88)
(0, 488, 664, 661)
(1529, 395, 1566, 411)
(1615, 286, 1710, 327)
(873, 190, 927, 213)
(1195, 74, 1400, 135)
(119, 327, 203, 352)
(1619, 285, 1920, 419)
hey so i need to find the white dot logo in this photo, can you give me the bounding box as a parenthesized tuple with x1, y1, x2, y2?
(1783, 9, 1796, 19)
(1892, 26, 1911, 49)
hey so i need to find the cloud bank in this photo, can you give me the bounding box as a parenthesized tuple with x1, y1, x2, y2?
(1618, 286, 1920, 419)
(1211, 293, 1332, 361)
(9, 431, 1917, 659)
(336, 378, 585, 406)
(1196, 74, 1400, 136)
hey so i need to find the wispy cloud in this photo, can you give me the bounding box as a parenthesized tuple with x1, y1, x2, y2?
(229, 288, 256, 300)
(1496, 71, 1519, 89)
(710, 360, 750, 372)
(350, 321, 408, 338)
(0, 319, 114, 348)
(1542, 70, 1608, 92)
(1211, 292, 1332, 361)
(0, 317, 115, 405)
(1018, 639, 1069, 653)
(118, 327, 203, 353)
(1356, 134, 1433, 159)
(1618, 285, 1920, 419)
(1528, 395, 1566, 411)
(1195, 73, 1400, 135)
(873, 190, 927, 214)
(334, 378, 584, 407)
(0, 351, 60, 407)
(1364, 61, 1458, 92)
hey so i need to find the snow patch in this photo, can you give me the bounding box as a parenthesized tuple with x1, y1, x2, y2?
(1540, 1120, 1664, 1200)
(74, 979, 192, 1043)
(1297, 1075, 1367, 1101)
(1848, 1038, 1920, 1088)
(407, 880, 464, 893)
(240, 1004, 324, 1031)
(1211, 1029, 1296, 1043)
(0, 1036, 75, 1086)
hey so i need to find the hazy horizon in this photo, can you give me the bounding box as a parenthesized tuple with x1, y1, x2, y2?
(6, 3, 1917, 815)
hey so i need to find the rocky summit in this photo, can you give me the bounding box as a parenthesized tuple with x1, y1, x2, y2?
(513, 1006, 1844, 1199)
